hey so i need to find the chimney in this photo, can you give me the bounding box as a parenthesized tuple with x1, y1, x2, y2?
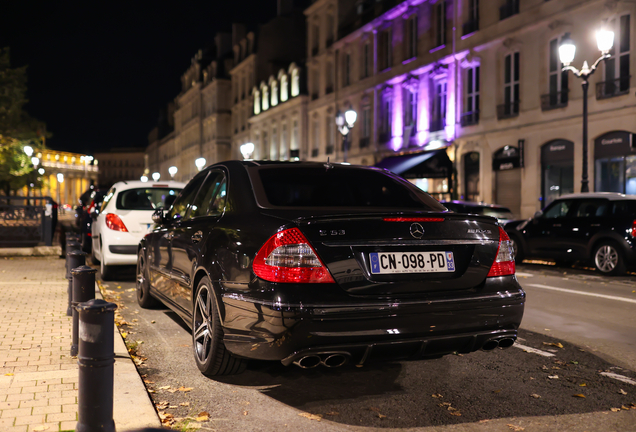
(277, 0, 293, 16)
(232, 23, 247, 47)
(215, 33, 232, 58)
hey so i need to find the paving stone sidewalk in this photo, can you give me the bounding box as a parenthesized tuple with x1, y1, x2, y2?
(0, 257, 77, 432)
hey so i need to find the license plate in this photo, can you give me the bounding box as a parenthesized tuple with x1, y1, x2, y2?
(369, 251, 455, 274)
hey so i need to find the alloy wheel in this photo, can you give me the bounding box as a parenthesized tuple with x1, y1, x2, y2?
(595, 245, 618, 273)
(193, 285, 213, 365)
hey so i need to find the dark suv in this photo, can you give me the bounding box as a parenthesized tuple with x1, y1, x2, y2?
(505, 193, 636, 275)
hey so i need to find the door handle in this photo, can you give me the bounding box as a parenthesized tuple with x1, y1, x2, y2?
(191, 231, 203, 243)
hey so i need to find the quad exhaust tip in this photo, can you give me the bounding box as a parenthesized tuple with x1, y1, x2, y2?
(482, 337, 516, 351)
(293, 353, 349, 369)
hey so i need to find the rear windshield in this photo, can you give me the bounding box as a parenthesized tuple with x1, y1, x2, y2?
(116, 188, 182, 210)
(257, 167, 445, 210)
(481, 208, 514, 220)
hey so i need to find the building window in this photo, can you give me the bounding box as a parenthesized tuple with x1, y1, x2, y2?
(500, 0, 519, 21)
(344, 53, 351, 87)
(380, 89, 393, 142)
(498, 52, 520, 119)
(312, 24, 320, 55)
(542, 36, 569, 110)
(312, 119, 320, 157)
(431, 80, 447, 132)
(325, 61, 334, 94)
(326, 16, 334, 46)
(281, 124, 288, 160)
(463, 0, 479, 36)
(262, 85, 269, 111)
(378, 29, 391, 71)
(599, 14, 631, 98)
(404, 87, 417, 129)
(271, 81, 278, 107)
(292, 120, 299, 157)
(241, 76, 246, 100)
(405, 15, 417, 60)
(435, 1, 446, 48)
(271, 127, 278, 160)
(326, 117, 334, 154)
(362, 42, 371, 78)
(291, 68, 300, 97)
(254, 90, 261, 115)
(280, 74, 289, 102)
(462, 66, 480, 126)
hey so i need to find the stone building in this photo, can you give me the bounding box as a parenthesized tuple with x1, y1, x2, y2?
(94, 147, 145, 187)
(37, 149, 98, 207)
(306, 0, 635, 217)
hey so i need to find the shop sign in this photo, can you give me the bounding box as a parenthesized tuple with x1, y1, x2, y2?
(492, 145, 520, 171)
(541, 140, 574, 164)
(594, 131, 636, 158)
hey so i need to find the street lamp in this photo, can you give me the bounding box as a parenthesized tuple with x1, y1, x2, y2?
(559, 28, 614, 193)
(336, 108, 357, 162)
(195, 157, 206, 171)
(168, 166, 178, 179)
(140, 175, 148, 182)
(57, 173, 64, 208)
(240, 142, 255, 160)
(23, 146, 33, 157)
(152, 172, 160, 182)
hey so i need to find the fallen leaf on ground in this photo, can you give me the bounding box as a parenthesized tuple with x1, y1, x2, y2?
(178, 386, 193, 392)
(158, 386, 171, 390)
(438, 402, 451, 407)
(369, 407, 381, 412)
(120, 332, 127, 338)
(431, 393, 443, 398)
(507, 425, 525, 431)
(143, 380, 154, 384)
(479, 419, 490, 423)
(151, 320, 156, 323)
(179, 402, 190, 406)
(378, 413, 387, 419)
(622, 405, 630, 410)
(195, 411, 209, 422)
(548, 375, 559, 379)
(571, 361, 579, 365)
(298, 412, 322, 421)
(543, 342, 564, 348)
(619, 389, 627, 395)
(449, 411, 462, 416)
(573, 394, 586, 398)
(530, 394, 541, 399)
(610, 408, 621, 412)
(4, 373, 13, 376)
(492, 389, 502, 393)
(324, 411, 339, 416)
(155, 401, 169, 410)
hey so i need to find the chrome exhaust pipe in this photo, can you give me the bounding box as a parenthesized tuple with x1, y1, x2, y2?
(498, 338, 515, 349)
(323, 354, 347, 368)
(482, 339, 500, 351)
(293, 355, 322, 369)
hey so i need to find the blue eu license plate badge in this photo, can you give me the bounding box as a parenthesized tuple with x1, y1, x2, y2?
(370, 253, 380, 273)
(446, 252, 455, 271)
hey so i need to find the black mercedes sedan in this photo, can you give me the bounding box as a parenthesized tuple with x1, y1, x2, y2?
(136, 161, 525, 376)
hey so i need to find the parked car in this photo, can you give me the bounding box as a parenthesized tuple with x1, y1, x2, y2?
(80, 188, 109, 253)
(75, 187, 96, 228)
(92, 180, 185, 280)
(137, 160, 524, 376)
(440, 200, 516, 224)
(505, 192, 636, 275)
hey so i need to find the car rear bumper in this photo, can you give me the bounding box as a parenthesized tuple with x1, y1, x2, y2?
(220, 276, 525, 364)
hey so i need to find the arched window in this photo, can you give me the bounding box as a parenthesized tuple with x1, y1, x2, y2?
(271, 79, 279, 107)
(253, 89, 261, 115)
(262, 84, 269, 111)
(280, 74, 289, 102)
(291, 68, 300, 97)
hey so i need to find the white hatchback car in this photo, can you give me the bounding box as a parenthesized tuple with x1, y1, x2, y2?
(92, 180, 185, 280)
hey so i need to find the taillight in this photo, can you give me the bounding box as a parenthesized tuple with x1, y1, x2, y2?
(383, 217, 444, 222)
(487, 226, 515, 277)
(631, 220, 636, 238)
(105, 213, 128, 232)
(253, 228, 335, 283)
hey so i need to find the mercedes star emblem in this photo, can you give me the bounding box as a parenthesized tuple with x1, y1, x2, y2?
(410, 223, 424, 239)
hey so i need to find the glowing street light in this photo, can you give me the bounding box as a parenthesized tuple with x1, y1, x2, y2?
(195, 157, 206, 171)
(240, 142, 255, 160)
(31, 157, 39, 167)
(335, 108, 357, 162)
(38, 168, 45, 175)
(168, 166, 178, 178)
(152, 172, 160, 182)
(23, 146, 33, 157)
(140, 175, 148, 182)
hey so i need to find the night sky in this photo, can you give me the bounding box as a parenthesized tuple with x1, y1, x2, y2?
(0, 1, 290, 155)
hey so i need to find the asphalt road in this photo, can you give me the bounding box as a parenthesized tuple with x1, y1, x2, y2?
(96, 263, 636, 431)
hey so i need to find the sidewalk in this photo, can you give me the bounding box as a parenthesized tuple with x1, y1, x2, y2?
(0, 256, 160, 431)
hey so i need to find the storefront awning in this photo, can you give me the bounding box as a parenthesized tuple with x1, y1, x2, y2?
(375, 150, 452, 179)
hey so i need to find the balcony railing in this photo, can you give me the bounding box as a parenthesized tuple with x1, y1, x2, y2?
(326, 145, 334, 155)
(497, 101, 520, 119)
(430, 118, 445, 132)
(311, 148, 319, 157)
(540, 91, 569, 111)
(462, 19, 479, 36)
(596, 76, 631, 100)
(499, 0, 519, 21)
(359, 137, 370, 148)
(460, 111, 480, 127)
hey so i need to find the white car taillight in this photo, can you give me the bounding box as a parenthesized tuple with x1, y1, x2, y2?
(487, 226, 516, 277)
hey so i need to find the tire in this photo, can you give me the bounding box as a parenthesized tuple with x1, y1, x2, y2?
(136, 252, 160, 308)
(508, 232, 525, 264)
(192, 277, 247, 376)
(100, 256, 116, 281)
(593, 242, 626, 276)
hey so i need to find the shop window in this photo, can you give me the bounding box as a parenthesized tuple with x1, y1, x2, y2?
(541, 140, 574, 205)
(463, 152, 480, 202)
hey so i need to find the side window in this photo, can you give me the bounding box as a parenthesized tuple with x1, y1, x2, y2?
(612, 200, 636, 216)
(166, 174, 207, 222)
(190, 171, 226, 218)
(543, 199, 573, 219)
(100, 188, 116, 213)
(573, 199, 610, 218)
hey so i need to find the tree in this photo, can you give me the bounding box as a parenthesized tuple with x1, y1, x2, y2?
(0, 47, 48, 196)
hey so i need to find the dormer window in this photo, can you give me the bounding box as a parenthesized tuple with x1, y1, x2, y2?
(291, 68, 300, 97)
(271, 80, 279, 106)
(254, 90, 261, 115)
(280, 74, 289, 102)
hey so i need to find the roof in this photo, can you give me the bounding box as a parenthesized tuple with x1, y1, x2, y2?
(557, 192, 636, 201)
(110, 180, 187, 190)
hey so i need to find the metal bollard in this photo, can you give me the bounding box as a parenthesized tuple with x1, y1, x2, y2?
(75, 299, 117, 432)
(65, 241, 82, 280)
(66, 250, 86, 316)
(71, 265, 97, 357)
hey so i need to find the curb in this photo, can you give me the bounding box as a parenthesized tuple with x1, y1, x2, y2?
(0, 246, 62, 257)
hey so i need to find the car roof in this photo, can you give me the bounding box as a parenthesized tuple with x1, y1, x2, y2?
(108, 180, 186, 191)
(441, 200, 512, 210)
(557, 192, 636, 201)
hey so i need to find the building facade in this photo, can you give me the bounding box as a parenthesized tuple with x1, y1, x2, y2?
(36, 149, 98, 206)
(94, 148, 145, 187)
(306, 0, 635, 218)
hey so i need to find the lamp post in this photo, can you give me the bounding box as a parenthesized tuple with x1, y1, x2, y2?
(152, 172, 160, 182)
(559, 28, 614, 193)
(168, 166, 178, 179)
(335, 108, 357, 162)
(140, 175, 148, 183)
(195, 158, 206, 172)
(57, 173, 64, 209)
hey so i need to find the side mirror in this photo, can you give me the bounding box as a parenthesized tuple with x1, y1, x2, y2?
(533, 210, 543, 219)
(152, 208, 165, 224)
(90, 211, 98, 220)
